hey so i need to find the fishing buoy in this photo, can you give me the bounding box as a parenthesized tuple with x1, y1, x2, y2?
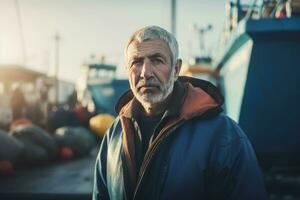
(10, 118, 32, 131)
(89, 114, 115, 137)
(60, 147, 74, 160)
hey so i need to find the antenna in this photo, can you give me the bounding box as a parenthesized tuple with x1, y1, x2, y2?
(54, 32, 61, 104)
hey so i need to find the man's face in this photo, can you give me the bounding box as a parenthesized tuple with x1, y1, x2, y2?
(126, 39, 179, 106)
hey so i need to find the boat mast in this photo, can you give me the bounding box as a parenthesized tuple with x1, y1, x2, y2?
(171, 0, 176, 37)
(54, 32, 60, 105)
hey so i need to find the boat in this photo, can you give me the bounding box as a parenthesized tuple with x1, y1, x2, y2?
(180, 25, 220, 87)
(215, 0, 300, 197)
(180, 57, 219, 86)
(76, 62, 129, 115)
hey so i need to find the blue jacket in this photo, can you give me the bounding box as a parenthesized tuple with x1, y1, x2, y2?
(93, 77, 268, 200)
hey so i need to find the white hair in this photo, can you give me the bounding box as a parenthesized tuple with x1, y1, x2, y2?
(125, 25, 179, 66)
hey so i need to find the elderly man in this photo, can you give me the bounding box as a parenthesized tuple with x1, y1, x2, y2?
(93, 26, 267, 200)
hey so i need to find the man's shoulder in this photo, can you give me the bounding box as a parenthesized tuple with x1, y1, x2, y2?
(187, 113, 247, 142)
(190, 113, 236, 127)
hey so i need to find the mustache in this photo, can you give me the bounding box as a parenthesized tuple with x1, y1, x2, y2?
(136, 78, 160, 88)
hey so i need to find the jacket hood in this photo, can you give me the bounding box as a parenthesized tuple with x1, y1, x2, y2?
(115, 76, 223, 119)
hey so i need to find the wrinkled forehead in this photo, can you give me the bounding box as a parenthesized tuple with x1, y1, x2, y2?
(126, 39, 172, 61)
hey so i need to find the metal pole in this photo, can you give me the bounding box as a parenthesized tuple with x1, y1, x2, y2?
(171, 0, 176, 36)
(15, 0, 27, 65)
(199, 29, 205, 56)
(196, 25, 212, 57)
(54, 32, 60, 105)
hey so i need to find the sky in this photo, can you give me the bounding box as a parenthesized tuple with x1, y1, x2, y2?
(0, 0, 227, 82)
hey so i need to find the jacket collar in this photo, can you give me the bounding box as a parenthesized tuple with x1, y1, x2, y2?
(116, 76, 223, 120)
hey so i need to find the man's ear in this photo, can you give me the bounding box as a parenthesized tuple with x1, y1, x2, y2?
(174, 59, 182, 78)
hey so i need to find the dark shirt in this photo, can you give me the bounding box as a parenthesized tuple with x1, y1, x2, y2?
(135, 112, 163, 173)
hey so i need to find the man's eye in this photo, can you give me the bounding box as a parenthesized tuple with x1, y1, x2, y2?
(152, 58, 163, 64)
(131, 60, 142, 67)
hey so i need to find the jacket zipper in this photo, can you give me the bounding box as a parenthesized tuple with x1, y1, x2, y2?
(132, 119, 185, 199)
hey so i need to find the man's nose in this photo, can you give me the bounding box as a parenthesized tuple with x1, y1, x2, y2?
(140, 59, 154, 79)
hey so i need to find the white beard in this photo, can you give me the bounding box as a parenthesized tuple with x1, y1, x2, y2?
(130, 69, 176, 106)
